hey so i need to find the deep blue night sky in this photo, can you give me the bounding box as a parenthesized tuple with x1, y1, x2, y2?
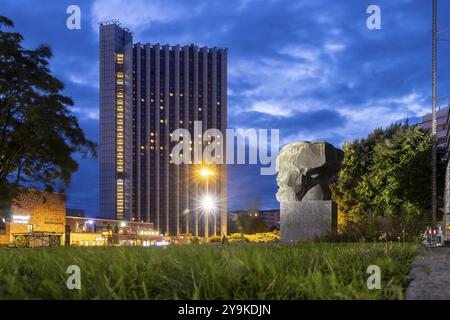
(2, 0, 450, 216)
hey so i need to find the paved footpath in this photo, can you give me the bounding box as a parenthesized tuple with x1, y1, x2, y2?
(405, 247, 450, 300)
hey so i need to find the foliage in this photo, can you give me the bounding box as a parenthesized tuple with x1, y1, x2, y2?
(0, 243, 419, 299)
(0, 16, 96, 209)
(227, 233, 250, 243)
(228, 212, 270, 234)
(245, 231, 280, 242)
(208, 235, 221, 243)
(190, 237, 200, 244)
(226, 230, 280, 243)
(331, 123, 445, 240)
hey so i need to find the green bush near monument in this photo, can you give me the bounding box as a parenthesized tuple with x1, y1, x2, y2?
(332, 123, 446, 241)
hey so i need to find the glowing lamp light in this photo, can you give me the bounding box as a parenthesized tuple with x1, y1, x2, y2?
(200, 168, 214, 178)
(202, 195, 214, 210)
(120, 222, 127, 227)
(200, 195, 218, 213)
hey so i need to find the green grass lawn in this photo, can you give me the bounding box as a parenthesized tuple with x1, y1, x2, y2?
(0, 243, 420, 300)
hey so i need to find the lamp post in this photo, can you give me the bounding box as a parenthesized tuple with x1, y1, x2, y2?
(184, 209, 190, 235)
(431, 0, 438, 233)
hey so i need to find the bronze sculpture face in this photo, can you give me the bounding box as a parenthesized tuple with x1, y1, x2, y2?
(276, 141, 343, 202)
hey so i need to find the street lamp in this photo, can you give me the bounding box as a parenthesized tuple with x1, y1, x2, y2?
(200, 194, 218, 241)
(198, 166, 215, 239)
(183, 209, 190, 235)
(201, 195, 215, 211)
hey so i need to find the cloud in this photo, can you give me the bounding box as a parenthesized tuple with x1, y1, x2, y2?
(5, 0, 450, 212)
(90, 0, 186, 32)
(72, 107, 99, 120)
(249, 101, 291, 117)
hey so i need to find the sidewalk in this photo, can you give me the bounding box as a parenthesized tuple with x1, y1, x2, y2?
(405, 247, 450, 300)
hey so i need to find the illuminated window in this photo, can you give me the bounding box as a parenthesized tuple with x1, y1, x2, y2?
(116, 72, 124, 85)
(116, 53, 124, 64)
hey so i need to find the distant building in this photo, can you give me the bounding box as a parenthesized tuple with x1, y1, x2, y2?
(419, 103, 450, 147)
(66, 208, 85, 217)
(251, 209, 280, 230)
(0, 190, 159, 247)
(227, 211, 239, 227)
(99, 21, 228, 237)
(228, 209, 280, 231)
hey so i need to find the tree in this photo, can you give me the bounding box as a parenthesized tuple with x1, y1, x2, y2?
(229, 211, 270, 234)
(331, 123, 445, 239)
(0, 16, 96, 209)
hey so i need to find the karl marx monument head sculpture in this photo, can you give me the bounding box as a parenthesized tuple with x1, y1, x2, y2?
(276, 141, 344, 202)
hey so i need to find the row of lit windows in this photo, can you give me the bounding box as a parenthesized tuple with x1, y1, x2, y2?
(117, 179, 124, 215)
(117, 72, 124, 85)
(116, 54, 125, 218)
(116, 53, 124, 64)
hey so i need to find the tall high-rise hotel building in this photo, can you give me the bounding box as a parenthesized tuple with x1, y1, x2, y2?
(99, 22, 227, 236)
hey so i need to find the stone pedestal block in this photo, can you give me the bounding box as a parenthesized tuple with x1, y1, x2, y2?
(280, 200, 337, 242)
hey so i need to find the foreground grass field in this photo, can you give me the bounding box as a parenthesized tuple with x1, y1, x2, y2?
(0, 243, 420, 300)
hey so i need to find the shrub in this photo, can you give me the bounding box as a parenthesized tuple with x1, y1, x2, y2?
(208, 235, 221, 243)
(190, 237, 200, 244)
(228, 233, 249, 243)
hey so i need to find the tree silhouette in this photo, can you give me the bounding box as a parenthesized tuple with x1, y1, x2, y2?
(0, 16, 96, 209)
